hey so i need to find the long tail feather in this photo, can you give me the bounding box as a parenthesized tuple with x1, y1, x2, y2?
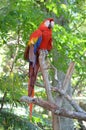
(28, 62, 39, 120)
(29, 89, 34, 119)
(28, 79, 34, 120)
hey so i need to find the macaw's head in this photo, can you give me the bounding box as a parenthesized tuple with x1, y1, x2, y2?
(39, 18, 54, 30)
(44, 18, 54, 29)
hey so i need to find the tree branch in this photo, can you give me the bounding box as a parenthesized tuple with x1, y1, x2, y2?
(52, 87, 86, 113)
(62, 62, 75, 92)
(39, 50, 54, 103)
(20, 96, 86, 121)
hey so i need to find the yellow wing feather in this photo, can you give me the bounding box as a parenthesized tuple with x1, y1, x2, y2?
(28, 37, 38, 46)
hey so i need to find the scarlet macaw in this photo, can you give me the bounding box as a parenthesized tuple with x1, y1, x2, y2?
(24, 18, 54, 118)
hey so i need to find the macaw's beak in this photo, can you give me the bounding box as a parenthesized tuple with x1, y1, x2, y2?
(48, 23, 52, 29)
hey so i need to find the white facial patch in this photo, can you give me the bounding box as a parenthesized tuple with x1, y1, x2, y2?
(44, 20, 50, 27)
(51, 21, 54, 28)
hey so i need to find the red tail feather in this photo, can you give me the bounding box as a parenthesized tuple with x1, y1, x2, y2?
(28, 79, 35, 119)
(28, 62, 39, 120)
(29, 89, 34, 119)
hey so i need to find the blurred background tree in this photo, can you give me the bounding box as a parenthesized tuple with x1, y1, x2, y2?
(0, 0, 86, 130)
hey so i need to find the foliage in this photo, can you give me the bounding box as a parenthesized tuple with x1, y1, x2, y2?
(0, 110, 41, 130)
(0, 0, 86, 129)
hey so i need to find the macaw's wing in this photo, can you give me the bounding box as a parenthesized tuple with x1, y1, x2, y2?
(27, 29, 42, 63)
(28, 29, 42, 46)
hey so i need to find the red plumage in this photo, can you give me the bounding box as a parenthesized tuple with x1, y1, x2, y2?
(39, 27, 52, 50)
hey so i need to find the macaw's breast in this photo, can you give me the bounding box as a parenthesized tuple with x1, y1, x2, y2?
(39, 26, 52, 50)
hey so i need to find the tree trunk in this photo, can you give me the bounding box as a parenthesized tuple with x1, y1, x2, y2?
(60, 83, 74, 130)
(54, 71, 74, 130)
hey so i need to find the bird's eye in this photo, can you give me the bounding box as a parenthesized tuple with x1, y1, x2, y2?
(44, 20, 50, 27)
(51, 21, 54, 28)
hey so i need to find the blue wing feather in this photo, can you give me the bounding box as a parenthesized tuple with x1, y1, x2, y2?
(34, 36, 42, 54)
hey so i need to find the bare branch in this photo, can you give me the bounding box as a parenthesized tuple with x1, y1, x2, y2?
(62, 62, 75, 92)
(50, 63, 59, 82)
(52, 87, 86, 113)
(39, 50, 54, 103)
(20, 96, 86, 121)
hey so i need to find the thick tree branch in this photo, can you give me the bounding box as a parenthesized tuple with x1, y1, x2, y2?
(39, 50, 54, 103)
(20, 96, 86, 121)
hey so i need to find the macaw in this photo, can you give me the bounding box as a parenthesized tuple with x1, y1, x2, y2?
(24, 18, 54, 118)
